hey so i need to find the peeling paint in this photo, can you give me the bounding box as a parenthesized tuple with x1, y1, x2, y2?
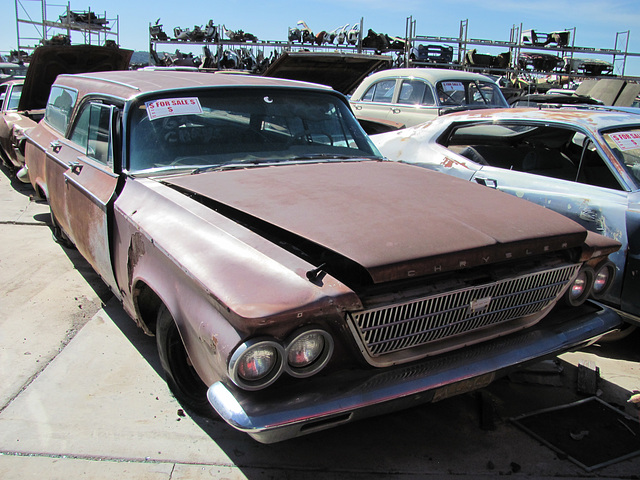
(442, 156, 471, 169)
(127, 232, 146, 289)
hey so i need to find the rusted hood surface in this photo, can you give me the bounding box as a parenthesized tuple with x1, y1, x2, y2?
(163, 161, 587, 283)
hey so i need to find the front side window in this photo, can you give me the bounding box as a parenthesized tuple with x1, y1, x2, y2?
(45, 86, 78, 134)
(397, 79, 435, 106)
(70, 102, 114, 167)
(127, 88, 381, 173)
(444, 121, 623, 189)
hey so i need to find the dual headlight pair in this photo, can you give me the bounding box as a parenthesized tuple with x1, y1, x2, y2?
(564, 260, 616, 306)
(229, 327, 334, 390)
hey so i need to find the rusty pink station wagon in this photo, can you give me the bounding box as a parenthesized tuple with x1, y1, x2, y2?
(24, 69, 621, 443)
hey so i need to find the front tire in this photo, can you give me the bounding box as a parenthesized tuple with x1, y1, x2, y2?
(156, 304, 211, 415)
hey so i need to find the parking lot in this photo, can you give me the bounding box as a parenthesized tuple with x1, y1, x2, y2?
(0, 163, 639, 479)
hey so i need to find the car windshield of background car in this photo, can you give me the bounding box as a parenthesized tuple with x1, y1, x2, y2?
(602, 127, 640, 189)
(436, 81, 506, 107)
(127, 88, 381, 174)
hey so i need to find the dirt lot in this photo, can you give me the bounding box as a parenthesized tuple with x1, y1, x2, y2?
(0, 164, 639, 479)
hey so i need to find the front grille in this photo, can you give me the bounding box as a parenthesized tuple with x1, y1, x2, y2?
(348, 263, 580, 360)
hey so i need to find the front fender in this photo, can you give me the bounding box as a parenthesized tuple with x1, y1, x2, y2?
(112, 177, 361, 383)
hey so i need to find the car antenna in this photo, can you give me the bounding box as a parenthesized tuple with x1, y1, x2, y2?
(306, 263, 327, 282)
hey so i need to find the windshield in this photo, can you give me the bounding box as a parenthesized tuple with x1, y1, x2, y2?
(127, 88, 381, 173)
(435, 80, 507, 108)
(602, 127, 640, 189)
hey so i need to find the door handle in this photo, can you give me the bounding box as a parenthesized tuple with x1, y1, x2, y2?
(353, 104, 362, 110)
(50, 140, 62, 153)
(68, 161, 83, 174)
(475, 177, 497, 189)
(391, 108, 401, 114)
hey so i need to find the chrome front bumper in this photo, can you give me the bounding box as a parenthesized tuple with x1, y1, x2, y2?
(207, 301, 622, 443)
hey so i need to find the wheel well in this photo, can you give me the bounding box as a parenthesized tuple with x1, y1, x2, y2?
(133, 281, 163, 335)
(35, 184, 46, 201)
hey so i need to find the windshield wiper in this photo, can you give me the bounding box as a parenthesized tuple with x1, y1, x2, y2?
(193, 158, 281, 173)
(288, 153, 381, 161)
(129, 165, 204, 177)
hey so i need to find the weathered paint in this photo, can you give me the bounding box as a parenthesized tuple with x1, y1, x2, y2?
(21, 70, 624, 442)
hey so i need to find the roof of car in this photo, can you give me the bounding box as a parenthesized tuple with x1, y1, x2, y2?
(360, 67, 498, 85)
(440, 106, 640, 131)
(54, 69, 334, 102)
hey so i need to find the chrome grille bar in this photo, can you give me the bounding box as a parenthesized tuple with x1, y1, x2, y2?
(348, 264, 580, 358)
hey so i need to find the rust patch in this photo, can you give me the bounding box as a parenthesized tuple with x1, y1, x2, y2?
(127, 231, 146, 288)
(442, 156, 471, 170)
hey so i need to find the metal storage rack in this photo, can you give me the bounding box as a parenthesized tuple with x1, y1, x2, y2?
(14, 0, 119, 54)
(405, 18, 640, 81)
(147, 18, 379, 67)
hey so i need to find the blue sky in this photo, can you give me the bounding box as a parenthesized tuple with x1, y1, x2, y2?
(4, 0, 640, 77)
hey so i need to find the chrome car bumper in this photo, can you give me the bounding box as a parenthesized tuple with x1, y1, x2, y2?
(207, 301, 622, 443)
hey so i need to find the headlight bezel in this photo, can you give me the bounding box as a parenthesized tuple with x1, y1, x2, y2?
(229, 338, 285, 391)
(285, 327, 334, 378)
(564, 266, 594, 307)
(591, 260, 616, 299)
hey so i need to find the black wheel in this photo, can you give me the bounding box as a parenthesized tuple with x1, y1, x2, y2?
(50, 208, 75, 249)
(156, 304, 211, 415)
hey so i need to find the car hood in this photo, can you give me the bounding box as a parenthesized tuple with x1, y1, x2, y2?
(18, 45, 132, 111)
(262, 51, 391, 95)
(163, 161, 587, 285)
(575, 78, 640, 107)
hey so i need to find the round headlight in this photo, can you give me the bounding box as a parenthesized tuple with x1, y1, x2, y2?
(288, 332, 325, 368)
(564, 267, 594, 307)
(229, 339, 284, 390)
(285, 328, 334, 378)
(238, 345, 277, 381)
(592, 261, 615, 298)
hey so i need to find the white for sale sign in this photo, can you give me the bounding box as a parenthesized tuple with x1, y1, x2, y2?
(146, 97, 203, 120)
(608, 131, 640, 151)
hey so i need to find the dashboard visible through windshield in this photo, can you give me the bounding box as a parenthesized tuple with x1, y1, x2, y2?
(127, 88, 381, 174)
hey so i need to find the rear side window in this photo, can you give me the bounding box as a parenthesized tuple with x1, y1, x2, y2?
(45, 86, 78, 134)
(7, 85, 22, 111)
(361, 79, 396, 103)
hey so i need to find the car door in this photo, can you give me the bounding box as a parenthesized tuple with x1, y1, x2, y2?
(351, 78, 397, 124)
(26, 85, 79, 236)
(470, 140, 630, 306)
(57, 100, 120, 292)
